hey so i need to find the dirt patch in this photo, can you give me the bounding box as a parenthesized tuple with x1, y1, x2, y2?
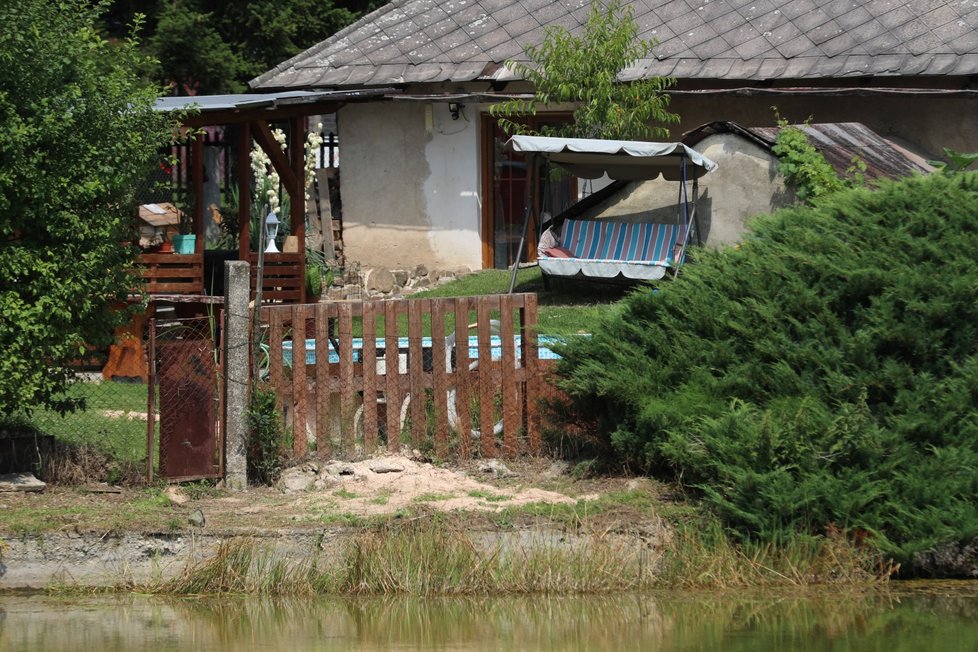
(0, 456, 674, 536)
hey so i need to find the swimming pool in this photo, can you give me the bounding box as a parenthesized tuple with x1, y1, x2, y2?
(280, 335, 566, 367)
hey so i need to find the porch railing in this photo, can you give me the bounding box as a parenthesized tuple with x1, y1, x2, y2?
(258, 294, 545, 460)
(250, 252, 304, 304)
(138, 253, 204, 295)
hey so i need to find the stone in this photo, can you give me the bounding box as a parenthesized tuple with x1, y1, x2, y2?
(188, 509, 205, 527)
(414, 264, 428, 277)
(0, 473, 45, 492)
(543, 461, 571, 478)
(392, 269, 410, 287)
(369, 462, 404, 474)
(411, 276, 431, 289)
(165, 486, 189, 505)
(478, 460, 517, 478)
(278, 467, 316, 493)
(365, 267, 395, 293)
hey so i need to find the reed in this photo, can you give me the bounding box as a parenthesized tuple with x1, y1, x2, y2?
(138, 517, 892, 596)
(655, 521, 897, 590)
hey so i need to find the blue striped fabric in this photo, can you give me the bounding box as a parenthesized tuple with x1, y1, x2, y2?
(560, 219, 684, 265)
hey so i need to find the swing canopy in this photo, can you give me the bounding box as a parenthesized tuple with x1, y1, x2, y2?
(505, 135, 718, 288)
(507, 135, 717, 180)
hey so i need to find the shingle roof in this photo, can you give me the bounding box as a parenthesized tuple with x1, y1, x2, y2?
(252, 0, 978, 90)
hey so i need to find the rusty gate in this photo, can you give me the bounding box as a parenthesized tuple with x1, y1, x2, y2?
(148, 316, 223, 481)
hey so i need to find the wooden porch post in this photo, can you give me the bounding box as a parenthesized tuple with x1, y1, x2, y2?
(290, 115, 306, 303)
(191, 135, 205, 253)
(238, 123, 251, 259)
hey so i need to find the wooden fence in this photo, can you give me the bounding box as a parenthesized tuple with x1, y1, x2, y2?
(259, 294, 549, 460)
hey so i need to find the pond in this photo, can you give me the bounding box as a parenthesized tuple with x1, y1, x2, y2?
(2, 583, 977, 651)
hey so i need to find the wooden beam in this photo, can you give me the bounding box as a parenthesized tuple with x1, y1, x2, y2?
(179, 102, 344, 128)
(250, 120, 299, 196)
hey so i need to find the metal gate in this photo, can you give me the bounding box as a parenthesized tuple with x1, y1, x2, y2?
(147, 316, 223, 481)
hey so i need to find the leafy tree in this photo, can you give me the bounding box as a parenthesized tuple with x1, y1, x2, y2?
(490, 0, 679, 140)
(0, 0, 175, 414)
(104, 0, 382, 94)
(556, 171, 978, 569)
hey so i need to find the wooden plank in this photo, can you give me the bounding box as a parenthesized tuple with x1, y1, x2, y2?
(268, 309, 286, 455)
(362, 302, 378, 452)
(384, 300, 401, 450)
(315, 304, 330, 458)
(523, 293, 541, 453)
(291, 305, 308, 458)
(337, 302, 354, 452)
(477, 298, 495, 458)
(500, 295, 518, 457)
(453, 297, 472, 459)
(431, 299, 449, 459)
(407, 299, 425, 448)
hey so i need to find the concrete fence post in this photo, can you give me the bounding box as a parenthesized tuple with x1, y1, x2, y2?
(224, 260, 250, 491)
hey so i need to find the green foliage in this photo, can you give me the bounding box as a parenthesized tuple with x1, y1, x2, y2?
(928, 147, 978, 175)
(0, 1, 174, 415)
(489, 0, 678, 140)
(770, 112, 847, 203)
(246, 383, 285, 485)
(105, 0, 377, 94)
(556, 172, 978, 567)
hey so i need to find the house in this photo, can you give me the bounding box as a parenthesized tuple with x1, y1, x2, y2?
(251, 0, 978, 275)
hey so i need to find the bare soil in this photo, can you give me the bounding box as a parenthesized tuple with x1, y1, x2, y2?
(0, 456, 676, 536)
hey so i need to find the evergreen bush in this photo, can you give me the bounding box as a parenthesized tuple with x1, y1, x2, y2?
(556, 172, 978, 567)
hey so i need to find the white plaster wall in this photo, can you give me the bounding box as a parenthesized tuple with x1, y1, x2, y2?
(338, 101, 481, 272)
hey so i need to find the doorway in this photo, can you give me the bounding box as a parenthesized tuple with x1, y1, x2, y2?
(480, 115, 576, 270)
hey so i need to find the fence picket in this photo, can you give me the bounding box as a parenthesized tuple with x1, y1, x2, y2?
(500, 295, 518, 457)
(362, 302, 378, 451)
(522, 294, 541, 452)
(431, 300, 449, 458)
(408, 299, 425, 448)
(477, 298, 495, 458)
(291, 305, 308, 458)
(384, 301, 401, 449)
(338, 302, 355, 450)
(315, 303, 330, 457)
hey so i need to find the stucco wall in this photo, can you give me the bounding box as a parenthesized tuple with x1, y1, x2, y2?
(338, 101, 482, 271)
(573, 133, 791, 247)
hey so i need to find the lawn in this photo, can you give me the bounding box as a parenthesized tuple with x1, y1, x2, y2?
(412, 266, 636, 337)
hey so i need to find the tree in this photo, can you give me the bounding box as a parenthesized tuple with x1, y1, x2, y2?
(490, 0, 679, 140)
(103, 0, 383, 95)
(0, 0, 175, 414)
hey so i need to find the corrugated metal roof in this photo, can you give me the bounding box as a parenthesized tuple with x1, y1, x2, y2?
(683, 121, 933, 181)
(252, 0, 978, 90)
(153, 89, 391, 113)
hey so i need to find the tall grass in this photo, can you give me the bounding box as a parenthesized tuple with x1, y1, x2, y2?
(143, 517, 892, 596)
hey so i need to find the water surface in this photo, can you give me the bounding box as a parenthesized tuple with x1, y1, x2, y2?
(2, 582, 977, 651)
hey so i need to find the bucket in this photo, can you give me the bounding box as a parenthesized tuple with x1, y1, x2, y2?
(172, 234, 196, 254)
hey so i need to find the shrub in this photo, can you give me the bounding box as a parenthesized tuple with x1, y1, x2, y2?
(556, 172, 978, 568)
(246, 384, 284, 485)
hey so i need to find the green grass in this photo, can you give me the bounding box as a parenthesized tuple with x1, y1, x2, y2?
(467, 489, 510, 503)
(21, 379, 153, 464)
(413, 267, 633, 337)
(413, 492, 455, 503)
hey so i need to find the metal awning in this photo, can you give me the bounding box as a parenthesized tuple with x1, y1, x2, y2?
(507, 135, 718, 181)
(153, 88, 393, 114)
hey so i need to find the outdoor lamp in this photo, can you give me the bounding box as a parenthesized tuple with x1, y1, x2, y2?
(264, 211, 280, 254)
